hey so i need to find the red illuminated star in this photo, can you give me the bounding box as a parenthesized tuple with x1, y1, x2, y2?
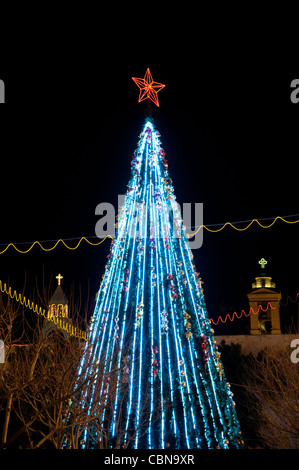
(132, 68, 165, 107)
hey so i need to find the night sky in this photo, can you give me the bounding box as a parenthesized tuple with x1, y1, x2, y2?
(0, 36, 298, 335)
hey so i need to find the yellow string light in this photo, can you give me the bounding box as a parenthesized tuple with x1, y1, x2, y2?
(0, 215, 298, 256)
(0, 234, 113, 255)
(0, 280, 89, 341)
(189, 215, 299, 236)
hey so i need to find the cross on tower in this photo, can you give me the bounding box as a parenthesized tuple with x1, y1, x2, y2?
(258, 258, 267, 269)
(56, 273, 63, 286)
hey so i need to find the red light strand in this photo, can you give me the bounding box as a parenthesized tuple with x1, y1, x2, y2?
(211, 292, 299, 326)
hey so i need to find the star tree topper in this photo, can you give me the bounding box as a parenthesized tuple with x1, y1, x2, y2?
(132, 68, 165, 107)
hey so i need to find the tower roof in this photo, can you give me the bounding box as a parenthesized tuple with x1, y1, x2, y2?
(49, 285, 68, 305)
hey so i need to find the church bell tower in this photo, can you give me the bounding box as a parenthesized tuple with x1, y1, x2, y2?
(247, 258, 281, 334)
(44, 274, 71, 338)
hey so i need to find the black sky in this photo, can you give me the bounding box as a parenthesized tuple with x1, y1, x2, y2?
(0, 32, 298, 334)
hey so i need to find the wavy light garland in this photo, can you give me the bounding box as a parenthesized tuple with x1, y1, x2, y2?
(191, 214, 299, 235)
(0, 235, 113, 255)
(0, 214, 298, 256)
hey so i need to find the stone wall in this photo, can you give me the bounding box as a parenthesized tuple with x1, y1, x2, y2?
(214, 334, 299, 356)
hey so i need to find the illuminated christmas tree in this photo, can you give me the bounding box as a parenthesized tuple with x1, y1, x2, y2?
(77, 70, 243, 449)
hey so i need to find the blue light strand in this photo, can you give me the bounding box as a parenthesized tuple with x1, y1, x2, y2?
(155, 153, 197, 448)
(155, 200, 188, 445)
(135, 133, 149, 448)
